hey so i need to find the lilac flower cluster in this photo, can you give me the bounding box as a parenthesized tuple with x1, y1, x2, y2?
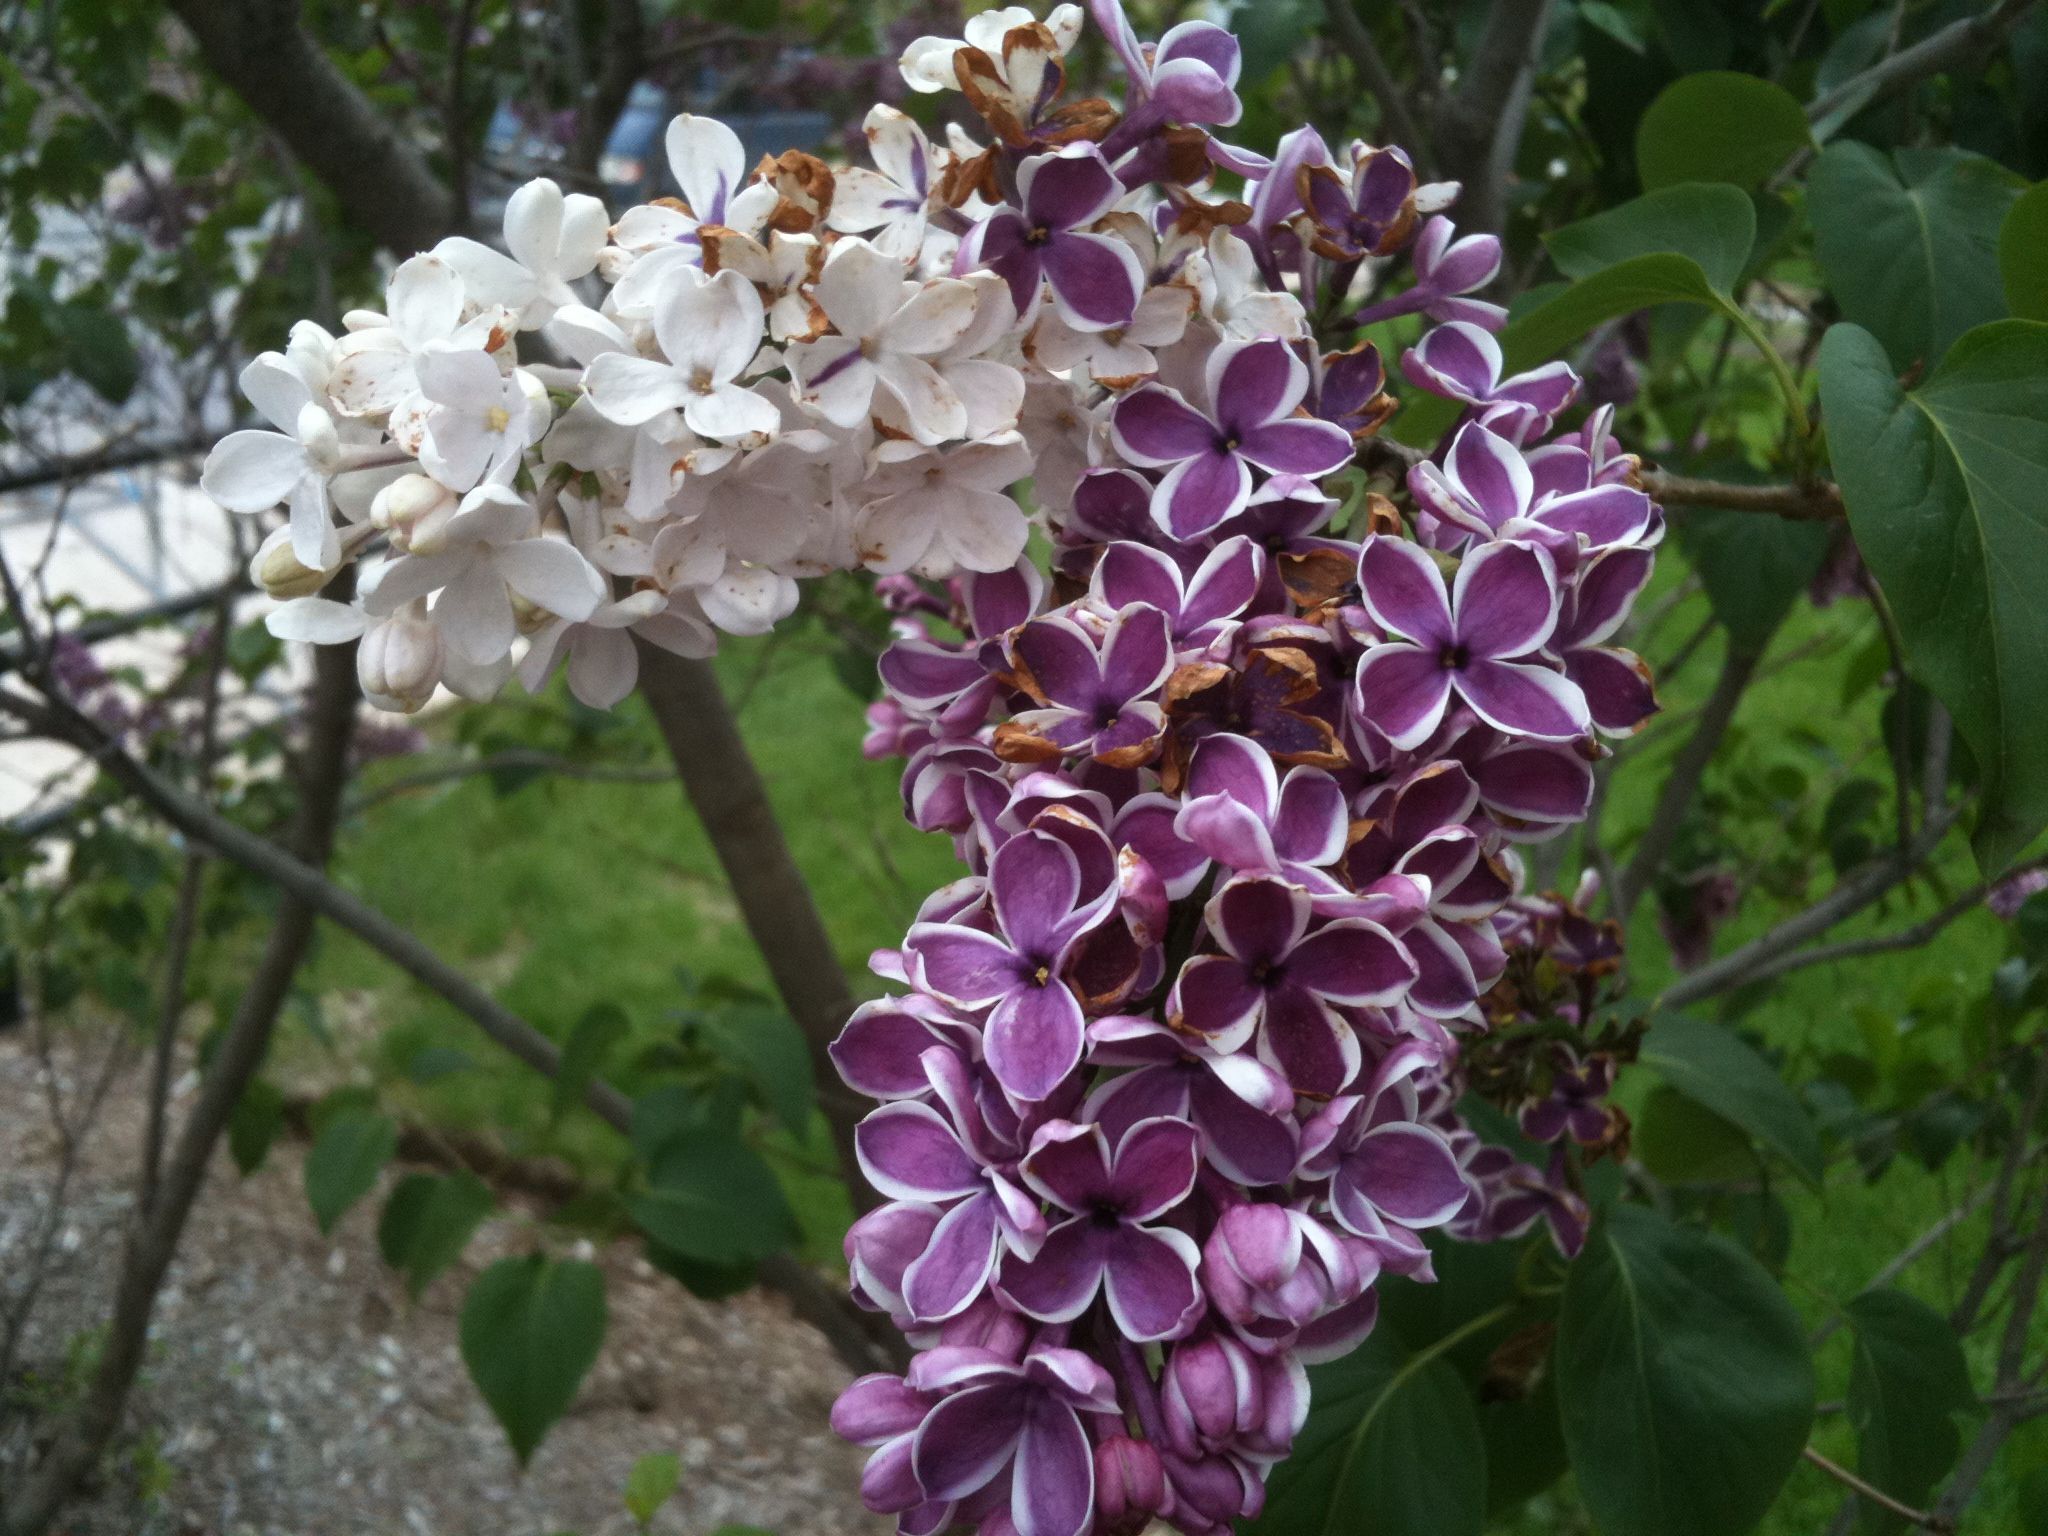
(197, 0, 1660, 1526)
(829, 9, 1664, 1534)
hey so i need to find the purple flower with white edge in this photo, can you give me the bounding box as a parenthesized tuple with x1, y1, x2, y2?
(1199, 1203, 1380, 1359)
(1169, 874, 1415, 1097)
(909, 1343, 1121, 1536)
(1299, 142, 1435, 263)
(1410, 421, 1657, 553)
(1350, 214, 1506, 330)
(833, 1368, 948, 1521)
(998, 602, 1174, 766)
(852, 1047, 1048, 1324)
(1084, 1013, 1299, 1186)
(1301, 1079, 1473, 1249)
(1111, 337, 1354, 540)
(905, 823, 1118, 1102)
(1353, 534, 1588, 749)
(1115, 732, 1348, 904)
(1554, 544, 1659, 736)
(963, 143, 1143, 331)
(1401, 321, 1579, 430)
(1092, 0, 1244, 140)
(1161, 1329, 1309, 1461)
(996, 1116, 1206, 1340)
(1087, 536, 1264, 651)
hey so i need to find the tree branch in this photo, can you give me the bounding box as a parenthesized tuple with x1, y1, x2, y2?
(1704, 875, 2003, 996)
(1615, 645, 1761, 922)
(1806, 0, 2040, 127)
(1802, 1446, 1954, 1533)
(0, 576, 250, 679)
(633, 644, 869, 1197)
(161, 0, 459, 251)
(0, 638, 360, 1536)
(1431, 0, 1556, 235)
(0, 682, 904, 1380)
(568, 0, 646, 178)
(1637, 469, 1844, 522)
(0, 435, 209, 496)
(1317, 0, 1432, 171)
(1657, 809, 1959, 1009)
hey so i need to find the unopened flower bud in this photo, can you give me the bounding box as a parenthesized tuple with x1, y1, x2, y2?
(372, 473, 457, 554)
(1094, 1434, 1166, 1535)
(251, 531, 330, 599)
(357, 601, 443, 713)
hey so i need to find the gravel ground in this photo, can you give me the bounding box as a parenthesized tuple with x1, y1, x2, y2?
(0, 1032, 884, 1536)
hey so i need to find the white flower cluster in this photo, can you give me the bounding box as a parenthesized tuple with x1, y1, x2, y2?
(202, 11, 1306, 714)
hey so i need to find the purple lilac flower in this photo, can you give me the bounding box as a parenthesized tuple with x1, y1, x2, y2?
(1168, 875, 1415, 1096)
(962, 144, 1143, 331)
(906, 822, 1118, 1102)
(1353, 533, 1588, 749)
(1110, 338, 1354, 540)
(996, 1116, 1205, 1340)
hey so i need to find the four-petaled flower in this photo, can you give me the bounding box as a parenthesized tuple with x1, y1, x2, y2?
(1169, 874, 1415, 1096)
(1353, 534, 1588, 750)
(996, 1116, 1205, 1340)
(1111, 338, 1354, 539)
(962, 143, 1144, 331)
(906, 823, 1117, 1101)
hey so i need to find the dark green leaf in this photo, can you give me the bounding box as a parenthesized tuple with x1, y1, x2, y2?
(1819, 319, 2048, 871)
(1556, 1206, 1815, 1536)
(699, 1002, 814, 1131)
(1639, 1014, 1825, 1184)
(623, 1449, 682, 1525)
(54, 304, 139, 402)
(1809, 144, 2024, 371)
(377, 1171, 494, 1299)
(1546, 182, 1756, 295)
(2000, 181, 2048, 321)
(459, 1255, 607, 1465)
(1633, 1086, 1761, 1185)
(1673, 506, 1832, 652)
(1636, 73, 1812, 192)
(626, 1129, 798, 1266)
(553, 1001, 629, 1124)
(1845, 1288, 1975, 1530)
(1251, 1328, 1487, 1536)
(228, 1079, 285, 1176)
(303, 1109, 398, 1234)
(2020, 1465, 2048, 1536)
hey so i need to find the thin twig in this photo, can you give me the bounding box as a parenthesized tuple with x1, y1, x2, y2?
(1657, 808, 1960, 1009)
(1614, 646, 1760, 921)
(1806, 0, 2039, 126)
(1637, 469, 1844, 521)
(1802, 1446, 1954, 1532)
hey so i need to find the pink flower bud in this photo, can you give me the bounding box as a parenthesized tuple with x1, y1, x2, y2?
(1095, 1434, 1168, 1534)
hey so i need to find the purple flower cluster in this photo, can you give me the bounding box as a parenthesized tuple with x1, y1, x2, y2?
(829, 9, 1665, 1533)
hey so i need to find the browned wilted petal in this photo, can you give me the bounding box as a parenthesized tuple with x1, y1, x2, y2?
(694, 223, 741, 276)
(1278, 548, 1357, 616)
(993, 718, 1068, 764)
(955, 47, 1031, 147)
(938, 144, 1004, 208)
(1039, 98, 1120, 145)
(1361, 491, 1404, 536)
(757, 149, 836, 234)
